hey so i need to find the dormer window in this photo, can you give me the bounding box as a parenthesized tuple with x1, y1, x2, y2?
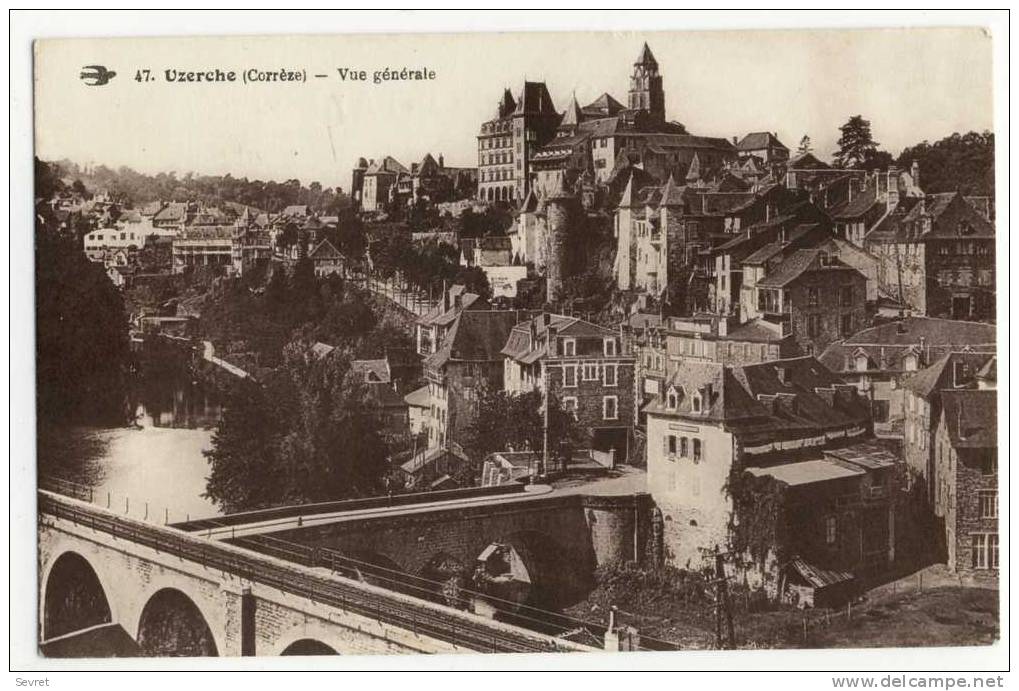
(666, 387, 679, 410)
(691, 393, 702, 413)
(903, 354, 918, 372)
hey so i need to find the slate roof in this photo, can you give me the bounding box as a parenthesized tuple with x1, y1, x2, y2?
(582, 93, 625, 117)
(828, 186, 880, 220)
(756, 249, 858, 288)
(819, 317, 997, 375)
(365, 156, 408, 176)
(899, 351, 995, 397)
(941, 389, 997, 449)
(738, 131, 788, 152)
(501, 313, 615, 363)
(425, 310, 525, 371)
(644, 356, 869, 443)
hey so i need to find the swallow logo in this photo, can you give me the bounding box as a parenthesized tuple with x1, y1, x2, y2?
(80, 65, 116, 86)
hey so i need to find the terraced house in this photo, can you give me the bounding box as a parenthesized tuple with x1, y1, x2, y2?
(502, 313, 636, 461)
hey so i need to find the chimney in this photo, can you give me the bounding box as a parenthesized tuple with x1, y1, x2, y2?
(542, 313, 552, 327)
(547, 325, 559, 356)
(732, 136, 738, 146)
(887, 167, 900, 209)
(776, 365, 788, 385)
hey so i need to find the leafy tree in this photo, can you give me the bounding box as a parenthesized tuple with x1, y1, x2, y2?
(896, 131, 995, 197)
(203, 380, 287, 512)
(459, 386, 582, 484)
(35, 204, 131, 431)
(833, 115, 881, 169)
(204, 341, 391, 510)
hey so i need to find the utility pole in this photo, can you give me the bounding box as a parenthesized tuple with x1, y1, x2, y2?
(713, 550, 735, 649)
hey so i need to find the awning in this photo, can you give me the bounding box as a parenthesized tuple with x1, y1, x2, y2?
(787, 557, 855, 589)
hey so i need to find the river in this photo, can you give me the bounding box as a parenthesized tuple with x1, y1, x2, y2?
(39, 350, 224, 521)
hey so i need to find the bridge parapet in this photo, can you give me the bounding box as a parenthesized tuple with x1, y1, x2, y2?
(38, 490, 595, 656)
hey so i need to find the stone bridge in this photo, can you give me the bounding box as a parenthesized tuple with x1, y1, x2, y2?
(38, 491, 604, 658)
(217, 488, 657, 611)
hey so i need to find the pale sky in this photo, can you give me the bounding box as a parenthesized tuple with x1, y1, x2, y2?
(34, 28, 993, 192)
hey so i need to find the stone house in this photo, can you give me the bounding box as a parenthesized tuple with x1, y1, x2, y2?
(819, 317, 996, 430)
(643, 356, 872, 575)
(933, 389, 998, 577)
(900, 351, 996, 505)
(748, 249, 868, 357)
(502, 312, 636, 460)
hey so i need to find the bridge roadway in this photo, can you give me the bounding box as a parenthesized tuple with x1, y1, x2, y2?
(39, 490, 596, 656)
(183, 484, 562, 541)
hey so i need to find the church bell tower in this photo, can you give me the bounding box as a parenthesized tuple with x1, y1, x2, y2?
(629, 42, 665, 124)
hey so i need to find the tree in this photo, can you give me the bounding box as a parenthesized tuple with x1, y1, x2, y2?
(796, 135, 812, 156)
(896, 131, 995, 197)
(459, 386, 582, 484)
(203, 380, 286, 512)
(204, 342, 391, 511)
(35, 205, 131, 430)
(833, 115, 882, 169)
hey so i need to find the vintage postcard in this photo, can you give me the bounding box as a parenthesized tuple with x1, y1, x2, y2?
(25, 20, 1002, 670)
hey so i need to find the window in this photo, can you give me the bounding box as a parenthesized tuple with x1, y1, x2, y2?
(583, 362, 599, 381)
(692, 438, 702, 462)
(841, 313, 854, 337)
(840, 285, 853, 307)
(667, 435, 677, 456)
(971, 534, 999, 570)
(563, 338, 576, 357)
(691, 393, 702, 413)
(666, 390, 678, 410)
(603, 364, 618, 387)
(807, 314, 822, 338)
(979, 491, 998, 519)
(603, 396, 618, 421)
(603, 338, 618, 357)
(807, 287, 821, 307)
(826, 516, 838, 545)
(679, 437, 689, 458)
(563, 365, 578, 388)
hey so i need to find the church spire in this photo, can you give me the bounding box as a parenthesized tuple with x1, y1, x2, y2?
(635, 42, 658, 69)
(560, 93, 583, 129)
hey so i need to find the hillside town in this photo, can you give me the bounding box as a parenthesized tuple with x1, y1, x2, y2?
(36, 42, 997, 653)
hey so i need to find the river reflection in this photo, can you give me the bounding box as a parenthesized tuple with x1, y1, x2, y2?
(40, 349, 224, 521)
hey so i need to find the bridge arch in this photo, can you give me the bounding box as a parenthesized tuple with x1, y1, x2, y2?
(472, 530, 587, 612)
(135, 588, 219, 657)
(281, 639, 337, 655)
(41, 551, 113, 640)
(273, 620, 345, 656)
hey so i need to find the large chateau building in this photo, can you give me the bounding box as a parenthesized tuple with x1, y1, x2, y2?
(477, 43, 736, 204)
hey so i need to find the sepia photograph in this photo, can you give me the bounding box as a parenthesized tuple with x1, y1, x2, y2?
(11, 10, 1008, 679)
